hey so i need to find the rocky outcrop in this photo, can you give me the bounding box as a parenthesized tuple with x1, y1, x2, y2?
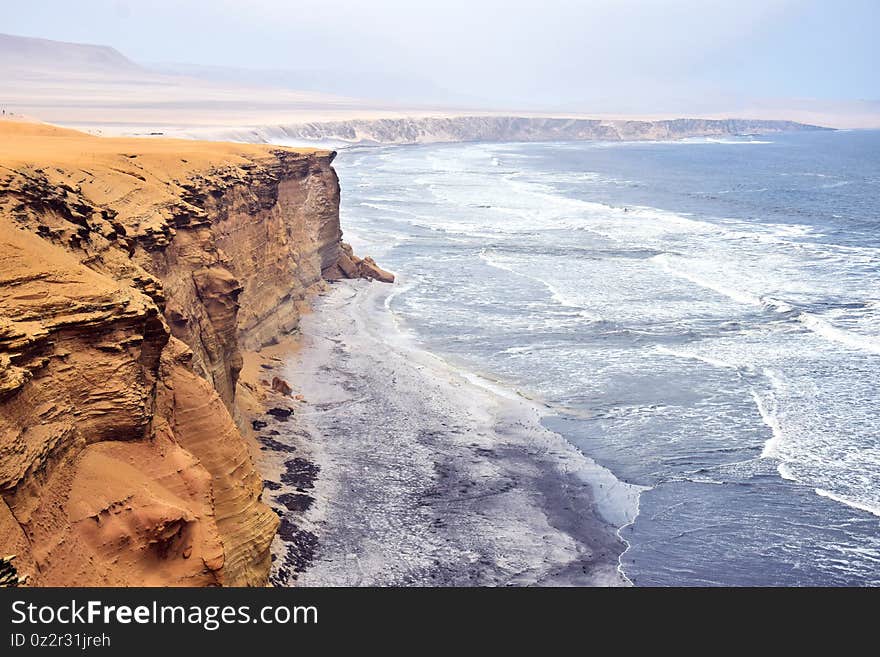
(273, 116, 830, 145)
(271, 377, 293, 396)
(0, 120, 379, 586)
(323, 242, 395, 283)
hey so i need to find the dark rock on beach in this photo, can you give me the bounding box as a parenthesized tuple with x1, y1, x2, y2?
(267, 407, 293, 420)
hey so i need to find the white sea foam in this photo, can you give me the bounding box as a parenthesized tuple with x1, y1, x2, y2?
(653, 255, 880, 356)
(500, 345, 535, 355)
(815, 489, 880, 518)
(479, 249, 584, 310)
(452, 366, 646, 528)
(777, 462, 797, 482)
(521, 170, 635, 187)
(340, 137, 880, 569)
(654, 345, 741, 370)
(652, 254, 763, 306)
(683, 137, 774, 145)
(359, 201, 413, 214)
(797, 313, 880, 355)
(750, 367, 880, 517)
(753, 369, 787, 459)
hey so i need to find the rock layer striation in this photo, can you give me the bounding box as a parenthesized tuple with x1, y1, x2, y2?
(0, 120, 367, 586)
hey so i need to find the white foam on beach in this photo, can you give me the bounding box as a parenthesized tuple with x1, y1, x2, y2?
(753, 369, 787, 459)
(388, 297, 642, 527)
(452, 365, 646, 528)
(341, 237, 645, 534)
(304, 274, 648, 584)
(615, 497, 644, 586)
(797, 312, 880, 354)
(815, 488, 880, 518)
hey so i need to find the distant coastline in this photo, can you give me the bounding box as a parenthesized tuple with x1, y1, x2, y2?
(128, 116, 832, 148)
(258, 116, 831, 147)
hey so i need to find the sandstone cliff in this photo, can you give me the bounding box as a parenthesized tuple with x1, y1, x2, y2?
(266, 116, 829, 146)
(0, 120, 359, 586)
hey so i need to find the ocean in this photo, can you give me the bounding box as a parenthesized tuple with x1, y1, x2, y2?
(331, 130, 880, 586)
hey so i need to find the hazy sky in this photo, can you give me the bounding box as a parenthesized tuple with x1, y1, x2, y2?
(3, 0, 878, 110)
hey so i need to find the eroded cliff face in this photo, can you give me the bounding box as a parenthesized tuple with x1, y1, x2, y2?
(0, 120, 348, 585)
(273, 116, 829, 145)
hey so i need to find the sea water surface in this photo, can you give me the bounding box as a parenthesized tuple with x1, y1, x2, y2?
(331, 130, 880, 586)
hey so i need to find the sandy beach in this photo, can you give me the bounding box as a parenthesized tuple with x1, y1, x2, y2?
(255, 279, 641, 586)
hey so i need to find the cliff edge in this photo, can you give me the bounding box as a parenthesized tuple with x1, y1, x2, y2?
(0, 120, 369, 585)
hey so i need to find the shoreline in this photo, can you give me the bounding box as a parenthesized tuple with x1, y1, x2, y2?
(237, 333, 329, 586)
(259, 279, 639, 586)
